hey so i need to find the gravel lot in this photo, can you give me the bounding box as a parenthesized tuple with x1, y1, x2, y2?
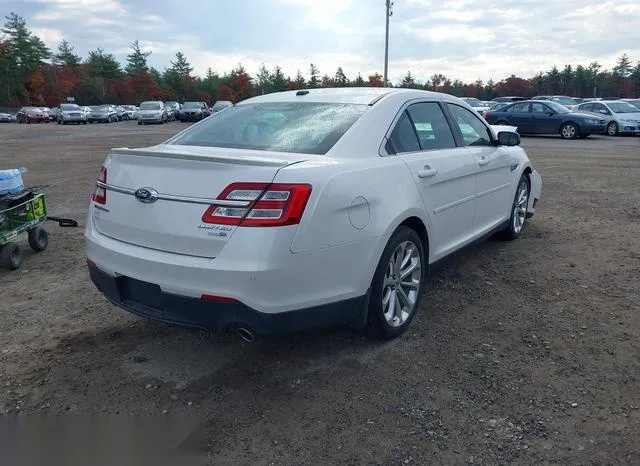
(1, 122, 639, 464)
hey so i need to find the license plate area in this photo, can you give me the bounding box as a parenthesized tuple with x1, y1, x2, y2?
(116, 277, 164, 309)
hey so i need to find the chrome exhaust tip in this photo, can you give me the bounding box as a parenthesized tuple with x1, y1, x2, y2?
(237, 327, 255, 343)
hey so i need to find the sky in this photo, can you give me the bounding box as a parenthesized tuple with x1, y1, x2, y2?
(3, 0, 640, 84)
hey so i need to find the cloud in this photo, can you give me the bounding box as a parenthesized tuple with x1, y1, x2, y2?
(5, 0, 640, 84)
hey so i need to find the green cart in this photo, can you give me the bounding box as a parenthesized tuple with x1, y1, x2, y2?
(0, 192, 49, 270)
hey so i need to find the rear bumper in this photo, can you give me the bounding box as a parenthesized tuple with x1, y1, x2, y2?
(527, 169, 542, 217)
(88, 263, 369, 336)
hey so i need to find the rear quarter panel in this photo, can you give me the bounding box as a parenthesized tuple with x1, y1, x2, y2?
(274, 156, 427, 255)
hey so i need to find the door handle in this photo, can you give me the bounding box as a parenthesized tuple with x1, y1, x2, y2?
(478, 156, 490, 166)
(417, 166, 438, 178)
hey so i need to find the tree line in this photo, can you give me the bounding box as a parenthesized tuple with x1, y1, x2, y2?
(1, 12, 639, 108)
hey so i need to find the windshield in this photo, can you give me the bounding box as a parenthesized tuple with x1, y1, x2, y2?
(168, 102, 368, 155)
(546, 101, 570, 113)
(552, 96, 577, 105)
(608, 102, 640, 113)
(183, 102, 201, 109)
(61, 104, 80, 111)
(139, 102, 161, 110)
(462, 98, 483, 107)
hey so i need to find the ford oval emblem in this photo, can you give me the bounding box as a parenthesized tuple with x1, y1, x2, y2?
(134, 187, 158, 203)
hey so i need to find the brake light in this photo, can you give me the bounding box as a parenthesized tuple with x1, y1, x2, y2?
(202, 182, 312, 227)
(92, 166, 107, 205)
(483, 111, 491, 121)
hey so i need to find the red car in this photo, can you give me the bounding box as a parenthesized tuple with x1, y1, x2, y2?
(16, 107, 49, 124)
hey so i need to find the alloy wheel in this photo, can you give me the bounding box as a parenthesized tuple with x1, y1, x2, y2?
(382, 241, 421, 327)
(512, 179, 529, 234)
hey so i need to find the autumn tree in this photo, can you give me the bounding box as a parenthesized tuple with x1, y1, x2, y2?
(367, 73, 383, 87)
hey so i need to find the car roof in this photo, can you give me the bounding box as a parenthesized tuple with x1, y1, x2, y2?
(238, 87, 460, 106)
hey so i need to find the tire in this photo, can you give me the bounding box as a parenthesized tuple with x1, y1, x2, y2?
(366, 226, 426, 340)
(28, 227, 48, 252)
(0, 243, 23, 270)
(499, 174, 531, 240)
(606, 121, 618, 136)
(560, 122, 579, 139)
(138, 121, 142, 125)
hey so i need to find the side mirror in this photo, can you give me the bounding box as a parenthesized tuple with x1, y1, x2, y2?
(497, 131, 520, 146)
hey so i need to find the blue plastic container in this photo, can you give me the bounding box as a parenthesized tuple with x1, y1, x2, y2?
(0, 168, 27, 195)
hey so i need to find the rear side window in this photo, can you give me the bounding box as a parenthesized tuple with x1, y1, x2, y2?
(446, 104, 493, 147)
(387, 112, 420, 154)
(168, 102, 368, 155)
(508, 103, 530, 113)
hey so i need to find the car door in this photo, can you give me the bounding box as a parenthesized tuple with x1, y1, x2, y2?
(445, 103, 514, 234)
(386, 101, 477, 259)
(530, 102, 559, 134)
(505, 102, 532, 133)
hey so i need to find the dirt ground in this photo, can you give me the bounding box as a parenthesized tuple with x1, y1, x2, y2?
(1, 121, 639, 465)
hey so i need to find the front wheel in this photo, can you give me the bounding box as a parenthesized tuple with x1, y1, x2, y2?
(500, 174, 530, 240)
(607, 121, 618, 136)
(0, 243, 23, 270)
(366, 226, 425, 340)
(560, 122, 579, 139)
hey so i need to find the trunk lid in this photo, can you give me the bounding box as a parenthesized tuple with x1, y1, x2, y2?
(92, 144, 307, 258)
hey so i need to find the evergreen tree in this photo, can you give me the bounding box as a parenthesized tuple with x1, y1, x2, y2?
(270, 66, 288, 92)
(294, 70, 305, 89)
(309, 63, 320, 88)
(256, 64, 271, 94)
(169, 51, 193, 78)
(54, 39, 81, 67)
(334, 67, 348, 87)
(400, 71, 416, 88)
(125, 40, 151, 75)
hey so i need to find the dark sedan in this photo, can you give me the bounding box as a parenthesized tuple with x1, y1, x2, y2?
(16, 107, 49, 124)
(483, 100, 607, 139)
(179, 101, 211, 122)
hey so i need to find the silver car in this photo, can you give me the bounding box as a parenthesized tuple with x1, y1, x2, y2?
(57, 103, 88, 125)
(137, 101, 168, 125)
(576, 100, 640, 136)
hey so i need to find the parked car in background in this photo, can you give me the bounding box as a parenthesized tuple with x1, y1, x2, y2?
(17, 107, 49, 123)
(137, 101, 169, 125)
(460, 97, 490, 115)
(165, 101, 181, 121)
(85, 88, 542, 340)
(484, 100, 607, 139)
(122, 105, 138, 120)
(179, 101, 211, 121)
(622, 99, 640, 110)
(492, 96, 526, 103)
(57, 103, 88, 124)
(575, 100, 640, 136)
(81, 106, 92, 119)
(531, 95, 580, 109)
(89, 105, 118, 123)
(40, 107, 56, 121)
(0, 112, 14, 123)
(211, 100, 233, 114)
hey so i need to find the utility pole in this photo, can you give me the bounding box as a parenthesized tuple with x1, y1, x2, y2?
(383, 0, 393, 87)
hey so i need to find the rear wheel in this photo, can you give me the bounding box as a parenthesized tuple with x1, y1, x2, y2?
(500, 174, 530, 240)
(560, 122, 579, 139)
(28, 227, 48, 252)
(607, 121, 618, 136)
(0, 243, 23, 270)
(366, 226, 425, 340)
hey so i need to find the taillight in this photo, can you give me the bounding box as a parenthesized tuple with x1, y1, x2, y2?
(92, 166, 107, 205)
(483, 111, 491, 121)
(202, 182, 312, 227)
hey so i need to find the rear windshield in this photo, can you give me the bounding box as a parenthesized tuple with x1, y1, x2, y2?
(168, 102, 368, 155)
(140, 102, 161, 110)
(183, 102, 202, 109)
(61, 104, 81, 111)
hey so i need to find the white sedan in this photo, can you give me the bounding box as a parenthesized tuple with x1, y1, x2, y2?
(85, 88, 542, 341)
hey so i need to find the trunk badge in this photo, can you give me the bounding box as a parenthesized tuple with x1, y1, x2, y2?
(134, 187, 159, 203)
